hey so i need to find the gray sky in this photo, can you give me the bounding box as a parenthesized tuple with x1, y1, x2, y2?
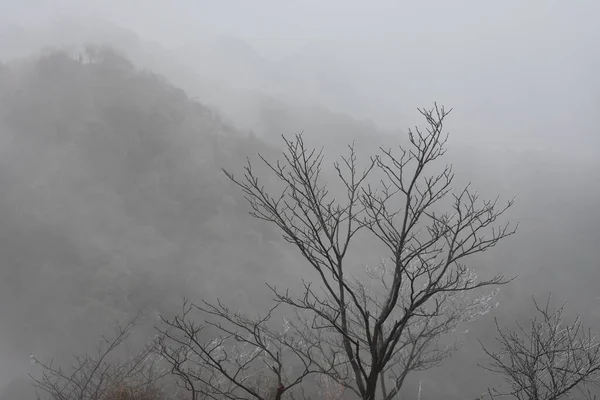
(3, 0, 597, 53)
(1, 0, 599, 152)
(4, 0, 598, 54)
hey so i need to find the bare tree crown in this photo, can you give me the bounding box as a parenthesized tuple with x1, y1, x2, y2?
(159, 104, 518, 400)
(481, 295, 600, 400)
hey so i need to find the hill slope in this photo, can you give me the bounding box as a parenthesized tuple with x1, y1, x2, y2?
(0, 48, 292, 368)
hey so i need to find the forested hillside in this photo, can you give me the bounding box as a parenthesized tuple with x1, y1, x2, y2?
(0, 48, 296, 372)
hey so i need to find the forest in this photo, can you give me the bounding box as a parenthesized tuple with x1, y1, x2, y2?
(0, 14, 599, 400)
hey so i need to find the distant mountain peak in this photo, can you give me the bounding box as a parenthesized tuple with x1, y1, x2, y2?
(211, 35, 260, 57)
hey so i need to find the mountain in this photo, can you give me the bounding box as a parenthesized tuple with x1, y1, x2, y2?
(0, 16, 401, 147)
(0, 47, 295, 374)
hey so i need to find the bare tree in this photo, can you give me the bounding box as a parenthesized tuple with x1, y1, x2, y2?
(481, 295, 600, 400)
(30, 313, 171, 400)
(159, 104, 517, 400)
(156, 299, 319, 400)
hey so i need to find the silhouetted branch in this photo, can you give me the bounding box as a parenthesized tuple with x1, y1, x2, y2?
(30, 312, 170, 400)
(203, 103, 517, 400)
(157, 299, 320, 400)
(481, 294, 600, 400)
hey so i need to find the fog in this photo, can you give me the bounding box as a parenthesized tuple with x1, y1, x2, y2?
(3, 1, 599, 151)
(0, 1, 599, 399)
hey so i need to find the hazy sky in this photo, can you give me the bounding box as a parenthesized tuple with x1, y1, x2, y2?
(4, 0, 598, 56)
(1, 0, 599, 152)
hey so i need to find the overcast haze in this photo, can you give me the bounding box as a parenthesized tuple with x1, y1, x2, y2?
(2, 0, 599, 152)
(0, 1, 599, 399)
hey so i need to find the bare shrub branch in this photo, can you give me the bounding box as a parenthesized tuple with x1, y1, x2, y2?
(30, 313, 171, 400)
(157, 299, 321, 400)
(481, 295, 600, 400)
